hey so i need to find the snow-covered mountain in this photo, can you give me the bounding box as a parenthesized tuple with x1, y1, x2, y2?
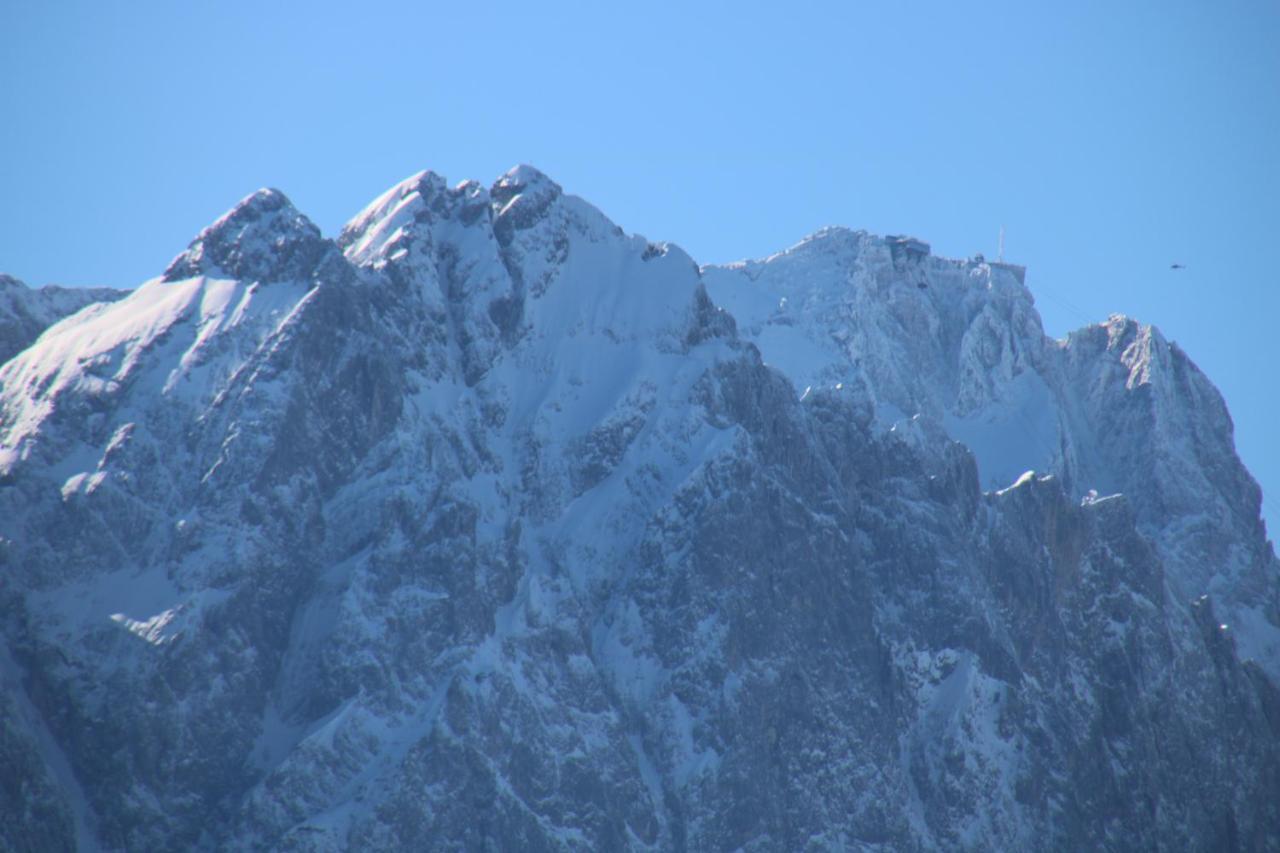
(703, 231, 1279, 673)
(0, 275, 126, 365)
(2, 168, 1276, 851)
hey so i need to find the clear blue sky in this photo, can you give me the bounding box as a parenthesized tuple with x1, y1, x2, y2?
(3, 1, 1277, 533)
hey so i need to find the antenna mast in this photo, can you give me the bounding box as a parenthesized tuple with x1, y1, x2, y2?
(998, 226, 1005, 263)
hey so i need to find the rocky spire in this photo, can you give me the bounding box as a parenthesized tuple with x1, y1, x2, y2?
(163, 188, 329, 283)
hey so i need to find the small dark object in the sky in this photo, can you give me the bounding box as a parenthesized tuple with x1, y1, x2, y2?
(1170, 263, 1185, 270)
(917, 281, 928, 289)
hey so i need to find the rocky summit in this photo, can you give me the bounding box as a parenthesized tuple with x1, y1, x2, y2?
(1, 167, 1277, 851)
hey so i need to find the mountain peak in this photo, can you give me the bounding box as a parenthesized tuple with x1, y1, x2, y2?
(4, 169, 1277, 852)
(491, 164, 559, 200)
(163, 187, 327, 283)
(489, 165, 565, 249)
(490, 164, 561, 212)
(338, 170, 476, 268)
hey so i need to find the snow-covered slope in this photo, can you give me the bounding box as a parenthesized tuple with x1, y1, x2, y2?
(2, 169, 1276, 851)
(0, 274, 126, 366)
(704, 230, 1280, 676)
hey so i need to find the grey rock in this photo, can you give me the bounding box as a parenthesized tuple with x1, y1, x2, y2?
(1, 168, 1276, 851)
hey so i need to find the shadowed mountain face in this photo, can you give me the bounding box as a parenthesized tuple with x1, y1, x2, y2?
(1, 168, 1277, 852)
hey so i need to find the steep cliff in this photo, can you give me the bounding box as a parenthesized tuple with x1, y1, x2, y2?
(2, 169, 1276, 851)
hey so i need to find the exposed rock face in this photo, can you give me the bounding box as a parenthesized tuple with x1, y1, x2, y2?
(1, 170, 1277, 851)
(703, 233, 1280, 677)
(162, 188, 329, 284)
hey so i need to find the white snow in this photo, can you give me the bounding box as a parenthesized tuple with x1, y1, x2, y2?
(945, 371, 1060, 491)
(704, 229, 1060, 492)
(4, 165, 1277, 849)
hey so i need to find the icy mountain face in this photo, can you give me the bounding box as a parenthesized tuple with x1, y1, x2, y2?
(704, 232, 1280, 675)
(2, 170, 1278, 851)
(0, 274, 126, 365)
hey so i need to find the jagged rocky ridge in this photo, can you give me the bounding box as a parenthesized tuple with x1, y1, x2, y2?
(1, 167, 1277, 851)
